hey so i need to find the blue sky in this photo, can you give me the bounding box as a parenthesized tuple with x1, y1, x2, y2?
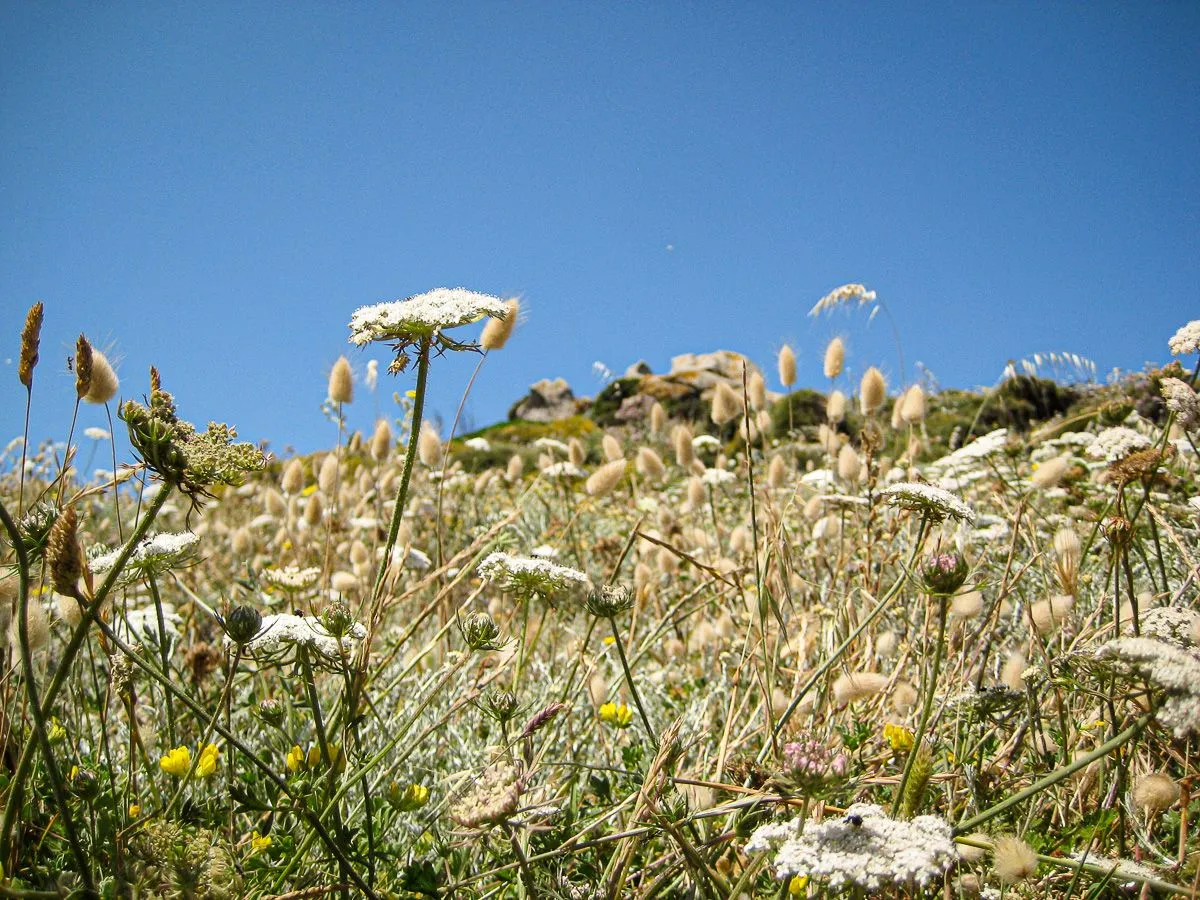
(2, 2, 1198, 458)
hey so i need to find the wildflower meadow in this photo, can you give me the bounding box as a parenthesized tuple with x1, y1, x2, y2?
(2, 288, 1199, 898)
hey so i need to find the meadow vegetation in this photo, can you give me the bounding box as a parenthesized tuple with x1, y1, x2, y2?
(2, 289, 1199, 898)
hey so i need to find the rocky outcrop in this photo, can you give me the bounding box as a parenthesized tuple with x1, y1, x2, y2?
(508, 378, 580, 422)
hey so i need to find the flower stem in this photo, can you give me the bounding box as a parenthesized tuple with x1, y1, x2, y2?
(893, 594, 948, 816)
(609, 616, 655, 743)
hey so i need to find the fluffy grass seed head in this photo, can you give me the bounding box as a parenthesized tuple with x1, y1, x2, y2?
(480, 297, 519, 350)
(778, 344, 797, 388)
(810, 283, 878, 316)
(649, 401, 666, 434)
(586, 459, 627, 497)
(370, 419, 392, 461)
(748, 371, 767, 410)
(900, 384, 926, 424)
(636, 446, 666, 480)
(711, 381, 743, 426)
(47, 506, 84, 596)
(832, 671, 889, 706)
(672, 424, 695, 468)
(837, 444, 861, 482)
(417, 422, 442, 468)
(859, 366, 886, 415)
(84, 348, 119, 404)
(318, 453, 338, 494)
(281, 458, 305, 495)
(992, 835, 1038, 884)
(1132, 773, 1179, 814)
(328, 356, 353, 404)
(826, 389, 846, 423)
(1032, 455, 1070, 489)
(824, 337, 846, 380)
(74, 334, 93, 399)
(767, 454, 787, 489)
(602, 433, 624, 462)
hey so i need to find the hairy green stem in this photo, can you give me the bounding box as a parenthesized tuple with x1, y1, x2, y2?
(892, 594, 948, 815)
(609, 616, 656, 743)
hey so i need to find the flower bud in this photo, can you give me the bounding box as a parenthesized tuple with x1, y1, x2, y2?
(224, 605, 263, 645)
(460, 612, 501, 651)
(922, 552, 969, 597)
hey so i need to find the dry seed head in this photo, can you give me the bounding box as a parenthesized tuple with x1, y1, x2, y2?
(602, 433, 624, 462)
(710, 382, 743, 426)
(739, 415, 758, 444)
(231, 526, 253, 554)
(672, 425, 694, 468)
(823, 337, 845, 379)
(47, 506, 83, 596)
(1133, 773, 1179, 814)
(649, 401, 666, 434)
(901, 384, 926, 424)
(957, 833, 990, 864)
(56, 591, 85, 627)
(635, 446, 666, 480)
(264, 488, 287, 517)
(950, 590, 983, 619)
(891, 680, 918, 713)
(84, 349, 119, 404)
(826, 389, 846, 423)
(568, 437, 586, 467)
(832, 671, 888, 705)
(480, 297, 519, 350)
(303, 494, 323, 528)
(778, 344, 796, 388)
(330, 571, 358, 594)
(18, 301, 44, 388)
(992, 836, 1038, 884)
(10, 597, 49, 652)
(802, 495, 823, 521)
(747, 371, 766, 410)
(729, 524, 749, 554)
(281, 458, 305, 495)
(767, 454, 787, 489)
(586, 459, 627, 497)
(417, 422, 442, 468)
(74, 334, 94, 399)
(1000, 651, 1028, 690)
(506, 454, 524, 481)
(860, 366, 887, 416)
(837, 443, 861, 481)
(350, 540, 370, 566)
(687, 476, 706, 509)
(1032, 455, 1070, 489)
(370, 419, 393, 461)
(318, 454, 339, 494)
(1030, 593, 1073, 635)
(327, 356, 352, 404)
(876, 630, 899, 659)
(890, 397, 905, 430)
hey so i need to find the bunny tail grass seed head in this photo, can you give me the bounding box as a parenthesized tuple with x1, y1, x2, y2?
(83, 348, 119, 404)
(1032, 455, 1070, 489)
(826, 389, 846, 423)
(767, 453, 787, 489)
(823, 337, 845, 380)
(568, 437, 586, 467)
(832, 671, 889, 706)
(74, 334, 94, 399)
(992, 836, 1038, 884)
(748, 371, 766, 411)
(711, 382, 743, 426)
(649, 401, 666, 434)
(370, 419, 392, 461)
(586, 459, 627, 497)
(672, 424, 695, 468)
(602, 433, 624, 462)
(859, 366, 886, 415)
(837, 444, 861, 482)
(900, 384, 926, 424)
(328, 356, 353, 404)
(778, 344, 796, 388)
(1133, 773, 1179, 814)
(18, 301, 44, 388)
(480, 297, 519, 350)
(318, 453, 338, 494)
(48, 506, 84, 596)
(281, 458, 305, 495)
(635, 446, 666, 480)
(417, 422, 442, 468)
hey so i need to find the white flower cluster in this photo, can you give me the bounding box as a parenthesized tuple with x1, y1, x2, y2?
(1160, 377, 1200, 430)
(926, 428, 1008, 485)
(541, 461, 585, 479)
(880, 482, 975, 524)
(1086, 427, 1152, 463)
(1096, 636, 1200, 738)
(90, 532, 201, 579)
(1138, 607, 1200, 650)
(700, 467, 737, 486)
(118, 602, 184, 644)
(809, 283, 878, 316)
(746, 804, 956, 891)
(477, 552, 591, 603)
(1168, 320, 1200, 356)
(229, 612, 367, 659)
(348, 288, 508, 347)
(261, 566, 321, 590)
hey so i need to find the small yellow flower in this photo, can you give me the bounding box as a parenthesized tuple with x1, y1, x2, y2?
(788, 874, 809, 895)
(128, 803, 141, 818)
(405, 389, 417, 399)
(195, 743, 220, 778)
(250, 830, 272, 854)
(301, 483, 318, 497)
(48, 718, 67, 743)
(883, 723, 914, 753)
(159, 746, 192, 777)
(602, 635, 616, 646)
(286, 745, 305, 773)
(598, 702, 633, 728)
(388, 781, 429, 812)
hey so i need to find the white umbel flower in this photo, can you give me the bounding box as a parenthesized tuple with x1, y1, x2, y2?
(1168, 320, 1200, 356)
(89, 532, 200, 582)
(1087, 427, 1151, 463)
(228, 612, 367, 659)
(746, 803, 956, 892)
(477, 552, 591, 603)
(1096, 636, 1200, 738)
(880, 483, 975, 524)
(348, 288, 508, 347)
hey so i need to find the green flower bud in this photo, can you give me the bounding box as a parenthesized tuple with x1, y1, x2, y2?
(224, 605, 263, 645)
(460, 612, 501, 652)
(585, 584, 634, 618)
(922, 552, 969, 597)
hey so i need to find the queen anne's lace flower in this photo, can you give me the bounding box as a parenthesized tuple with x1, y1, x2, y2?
(90, 532, 200, 582)
(477, 552, 591, 603)
(261, 566, 321, 591)
(700, 467, 736, 486)
(1087, 427, 1152, 463)
(229, 612, 367, 659)
(746, 803, 956, 891)
(1168, 320, 1200, 356)
(1096, 636, 1200, 738)
(880, 483, 975, 524)
(1160, 377, 1200, 429)
(348, 288, 508, 347)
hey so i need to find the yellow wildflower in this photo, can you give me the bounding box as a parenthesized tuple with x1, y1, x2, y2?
(195, 743, 220, 778)
(788, 874, 809, 895)
(883, 723, 914, 752)
(286, 745, 305, 773)
(602, 635, 616, 646)
(128, 803, 141, 818)
(250, 830, 272, 854)
(598, 702, 633, 728)
(159, 746, 192, 777)
(48, 718, 66, 743)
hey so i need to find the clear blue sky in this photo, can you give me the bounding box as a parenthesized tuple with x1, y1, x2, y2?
(3, 2, 1198, 458)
